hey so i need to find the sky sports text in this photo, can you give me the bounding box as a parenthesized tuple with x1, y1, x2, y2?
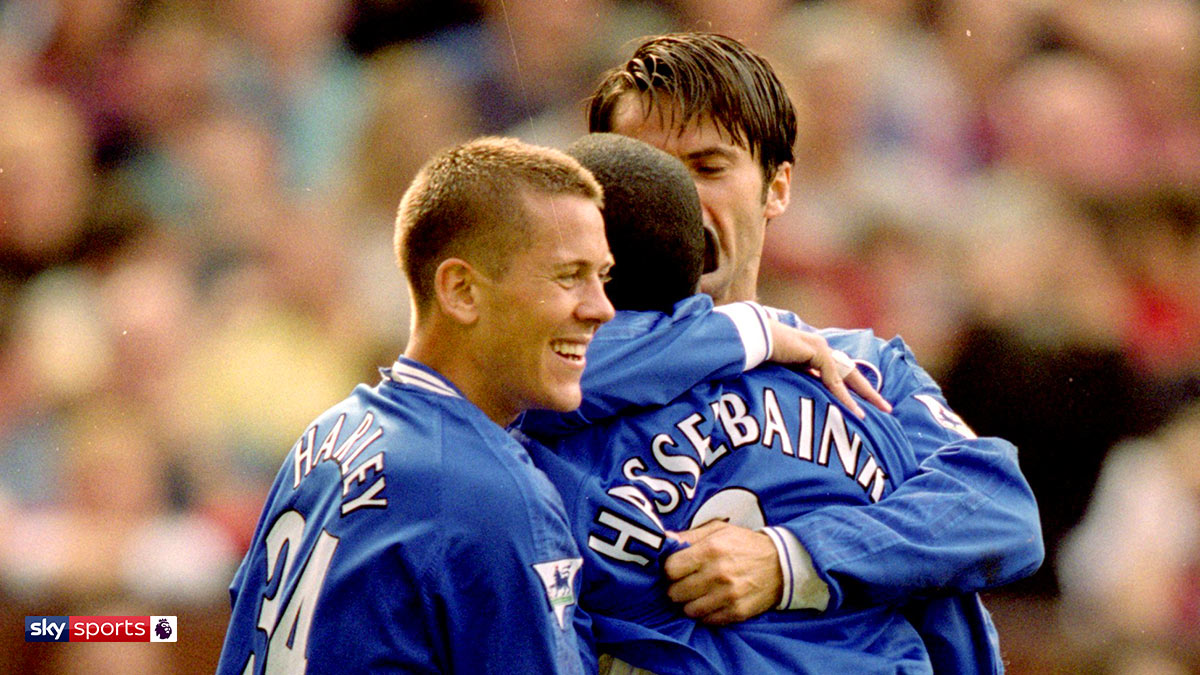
(25, 616, 177, 642)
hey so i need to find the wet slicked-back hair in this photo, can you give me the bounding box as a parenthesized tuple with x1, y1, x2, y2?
(395, 136, 603, 312)
(587, 32, 797, 182)
(566, 133, 704, 313)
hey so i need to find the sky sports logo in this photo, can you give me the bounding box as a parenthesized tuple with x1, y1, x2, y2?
(25, 616, 177, 643)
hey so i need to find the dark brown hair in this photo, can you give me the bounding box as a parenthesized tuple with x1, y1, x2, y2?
(587, 33, 797, 182)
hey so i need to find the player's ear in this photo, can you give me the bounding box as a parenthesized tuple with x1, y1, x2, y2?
(764, 161, 792, 220)
(433, 258, 481, 324)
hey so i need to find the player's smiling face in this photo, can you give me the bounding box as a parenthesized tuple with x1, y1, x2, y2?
(607, 93, 790, 304)
(474, 192, 614, 423)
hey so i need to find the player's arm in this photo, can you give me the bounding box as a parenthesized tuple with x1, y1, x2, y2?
(776, 337, 1043, 608)
(573, 605, 600, 675)
(434, 482, 586, 673)
(518, 296, 882, 436)
(664, 426, 1041, 622)
(435, 549, 585, 673)
(663, 323, 1042, 621)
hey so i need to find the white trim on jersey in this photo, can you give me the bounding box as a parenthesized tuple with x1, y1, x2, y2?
(389, 362, 462, 399)
(714, 301, 773, 371)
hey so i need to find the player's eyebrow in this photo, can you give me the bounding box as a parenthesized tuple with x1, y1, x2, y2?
(682, 146, 738, 163)
(551, 257, 614, 274)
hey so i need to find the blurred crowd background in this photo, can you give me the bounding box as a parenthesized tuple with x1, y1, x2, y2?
(0, 0, 1197, 672)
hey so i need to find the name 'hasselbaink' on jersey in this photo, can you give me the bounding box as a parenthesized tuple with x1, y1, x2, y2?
(625, 388, 888, 513)
(578, 375, 899, 571)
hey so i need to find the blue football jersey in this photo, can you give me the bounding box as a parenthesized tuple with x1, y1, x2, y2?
(520, 362, 933, 674)
(218, 357, 585, 674)
(518, 300, 1042, 675)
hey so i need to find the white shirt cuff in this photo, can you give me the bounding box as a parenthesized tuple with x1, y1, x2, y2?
(761, 526, 830, 611)
(714, 301, 773, 371)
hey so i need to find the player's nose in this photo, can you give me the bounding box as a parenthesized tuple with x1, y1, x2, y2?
(577, 274, 615, 325)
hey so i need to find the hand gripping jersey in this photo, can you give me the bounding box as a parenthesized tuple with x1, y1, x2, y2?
(518, 298, 1044, 675)
(218, 357, 585, 674)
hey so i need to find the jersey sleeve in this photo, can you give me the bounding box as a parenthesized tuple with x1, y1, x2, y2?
(771, 332, 1044, 608)
(572, 605, 600, 675)
(517, 296, 773, 436)
(429, 476, 586, 674)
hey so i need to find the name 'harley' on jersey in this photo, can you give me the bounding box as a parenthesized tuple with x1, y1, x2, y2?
(620, 383, 891, 513)
(291, 411, 388, 516)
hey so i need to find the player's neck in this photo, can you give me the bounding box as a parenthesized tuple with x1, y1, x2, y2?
(713, 275, 759, 306)
(404, 323, 515, 427)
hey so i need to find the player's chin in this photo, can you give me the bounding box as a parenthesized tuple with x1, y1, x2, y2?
(538, 382, 583, 413)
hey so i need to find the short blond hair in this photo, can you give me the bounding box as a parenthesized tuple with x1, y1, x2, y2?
(395, 137, 603, 311)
